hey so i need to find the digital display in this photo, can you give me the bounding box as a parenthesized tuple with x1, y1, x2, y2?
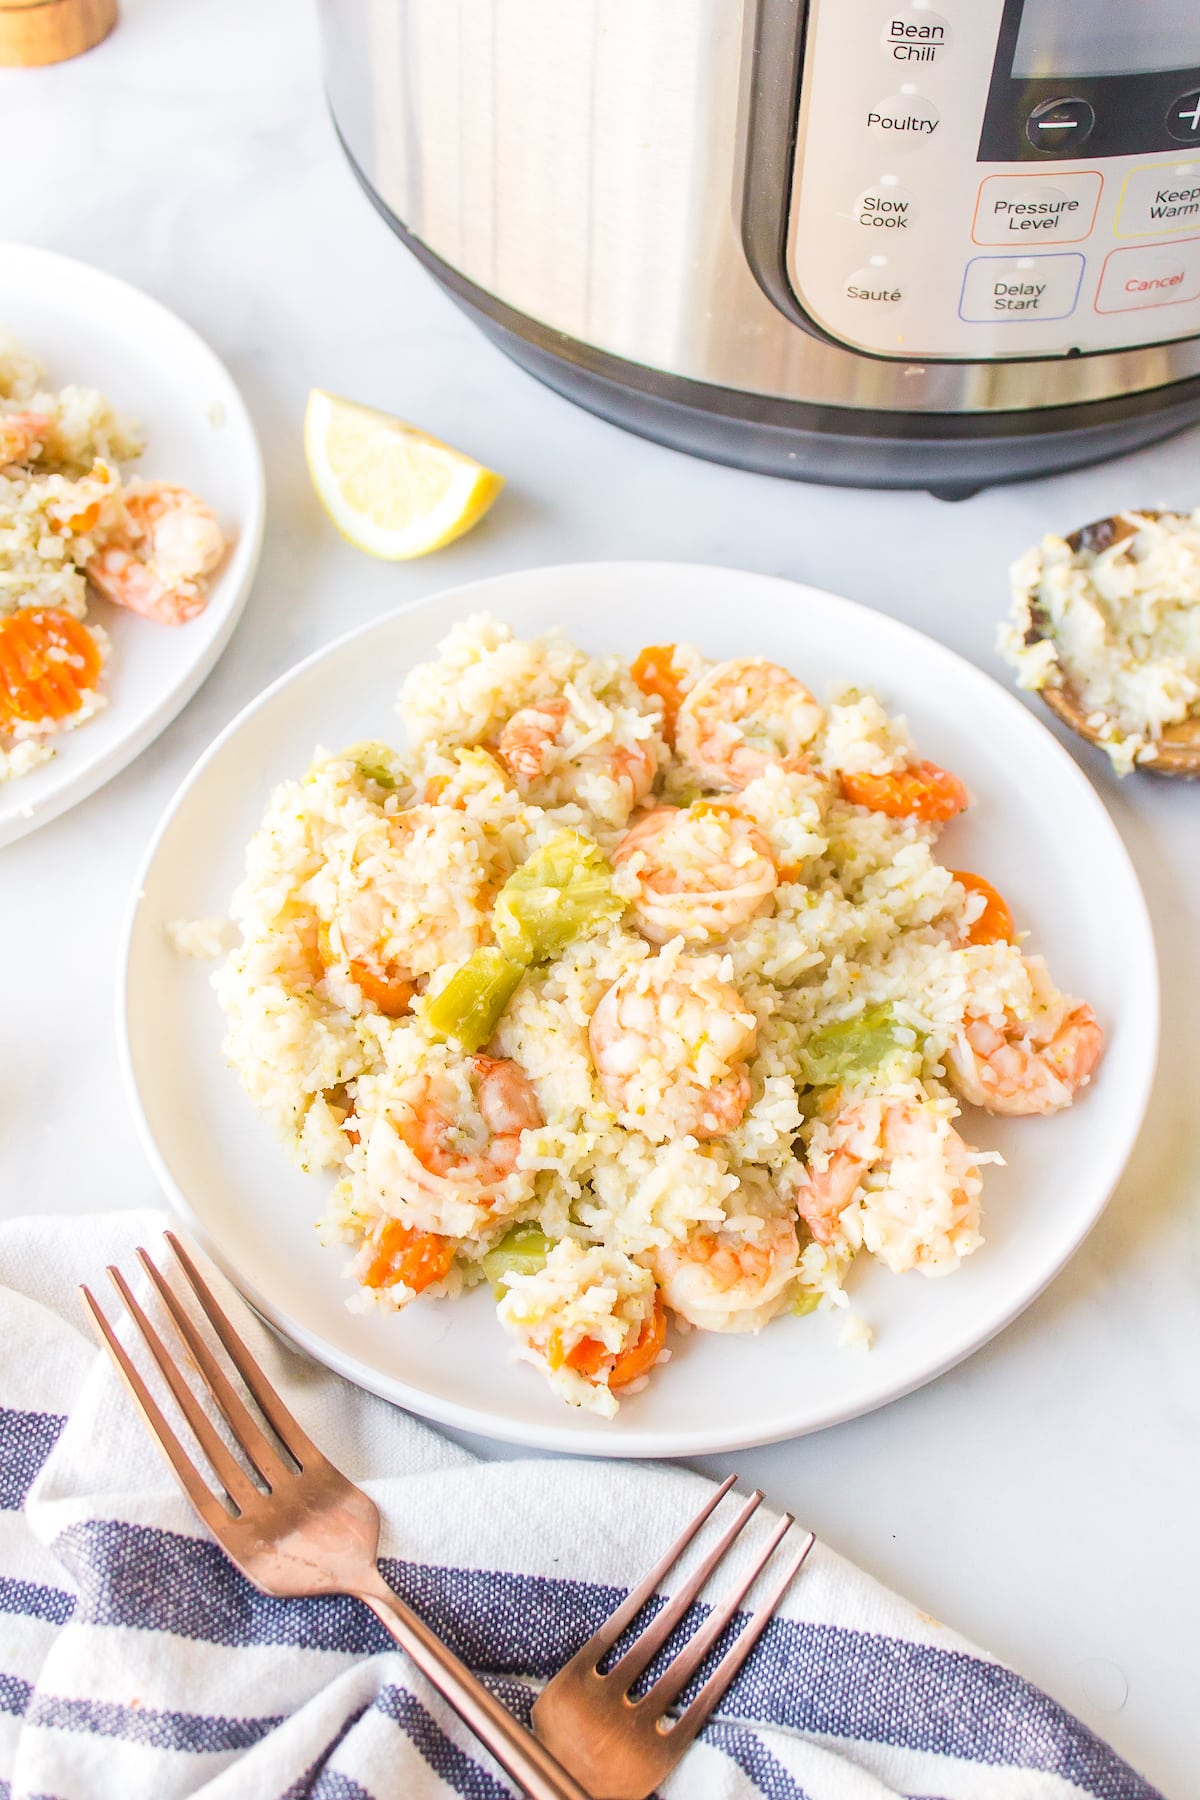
(1012, 0, 1200, 78)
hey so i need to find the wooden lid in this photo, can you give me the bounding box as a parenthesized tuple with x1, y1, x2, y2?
(0, 0, 116, 67)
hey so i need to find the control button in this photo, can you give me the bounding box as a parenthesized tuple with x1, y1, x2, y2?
(1116, 162, 1200, 237)
(866, 94, 939, 147)
(1095, 238, 1200, 312)
(845, 261, 905, 305)
(959, 253, 1084, 322)
(1166, 89, 1200, 145)
(880, 11, 950, 66)
(853, 179, 917, 231)
(972, 173, 1101, 246)
(1026, 97, 1095, 154)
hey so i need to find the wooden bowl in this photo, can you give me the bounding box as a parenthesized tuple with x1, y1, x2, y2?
(1024, 510, 1200, 780)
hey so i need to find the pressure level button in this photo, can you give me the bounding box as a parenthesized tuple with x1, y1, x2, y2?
(880, 12, 950, 65)
(867, 95, 939, 147)
(854, 181, 917, 231)
(1026, 97, 1095, 154)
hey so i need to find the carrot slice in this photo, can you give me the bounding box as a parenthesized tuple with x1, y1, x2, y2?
(360, 1220, 455, 1294)
(840, 759, 968, 824)
(0, 609, 102, 729)
(951, 871, 1015, 946)
(348, 959, 415, 1017)
(566, 1290, 667, 1389)
(631, 644, 687, 746)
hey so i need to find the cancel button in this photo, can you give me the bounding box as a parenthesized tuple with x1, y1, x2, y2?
(845, 264, 904, 303)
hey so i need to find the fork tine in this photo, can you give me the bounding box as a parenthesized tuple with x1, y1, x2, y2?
(573, 1476, 738, 1667)
(658, 1527, 816, 1753)
(137, 1247, 292, 1489)
(640, 1511, 793, 1713)
(607, 1487, 764, 1689)
(164, 1232, 321, 1469)
(80, 1285, 231, 1536)
(106, 1266, 263, 1513)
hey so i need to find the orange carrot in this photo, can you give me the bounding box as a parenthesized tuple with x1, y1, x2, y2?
(840, 759, 968, 824)
(0, 608, 102, 730)
(951, 871, 1015, 946)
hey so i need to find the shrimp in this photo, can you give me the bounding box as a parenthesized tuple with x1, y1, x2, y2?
(614, 802, 778, 943)
(675, 657, 824, 790)
(840, 760, 968, 825)
(0, 412, 51, 469)
(496, 692, 657, 821)
(797, 1097, 983, 1276)
(87, 480, 225, 624)
(363, 1054, 542, 1235)
(652, 1218, 799, 1332)
(945, 957, 1102, 1115)
(323, 807, 496, 1015)
(589, 952, 757, 1141)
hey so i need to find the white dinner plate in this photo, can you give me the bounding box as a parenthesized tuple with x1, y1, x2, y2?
(0, 244, 264, 847)
(121, 563, 1159, 1456)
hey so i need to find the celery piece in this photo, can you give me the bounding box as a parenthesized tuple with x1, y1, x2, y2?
(790, 1287, 821, 1318)
(349, 740, 402, 791)
(494, 830, 620, 962)
(482, 1223, 551, 1296)
(797, 1003, 921, 1090)
(424, 947, 528, 1053)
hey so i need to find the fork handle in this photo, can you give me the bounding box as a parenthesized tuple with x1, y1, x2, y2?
(357, 1576, 593, 1800)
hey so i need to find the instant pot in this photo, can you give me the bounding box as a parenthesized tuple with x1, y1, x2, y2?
(318, 0, 1200, 495)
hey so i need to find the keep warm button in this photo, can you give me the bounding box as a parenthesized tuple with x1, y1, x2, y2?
(959, 253, 1083, 322)
(1095, 239, 1200, 312)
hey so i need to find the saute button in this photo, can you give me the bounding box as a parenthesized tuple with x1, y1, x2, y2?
(1095, 238, 1200, 311)
(972, 173, 1101, 245)
(959, 253, 1084, 321)
(1026, 96, 1095, 154)
(880, 11, 950, 65)
(866, 94, 939, 147)
(1115, 162, 1200, 236)
(853, 179, 917, 231)
(844, 263, 905, 305)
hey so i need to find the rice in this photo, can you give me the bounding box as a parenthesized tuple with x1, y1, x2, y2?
(211, 615, 1101, 1416)
(1000, 508, 1200, 774)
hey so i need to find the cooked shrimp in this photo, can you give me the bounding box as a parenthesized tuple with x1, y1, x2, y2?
(652, 1218, 799, 1332)
(0, 412, 51, 469)
(87, 480, 225, 624)
(840, 760, 968, 825)
(364, 1054, 542, 1234)
(614, 802, 777, 943)
(797, 1097, 982, 1276)
(324, 807, 496, 1015)
(496, 692, 657, 822)
(675, 657, 824, 790)
(946, 958, 1102, 1115)
(589, 953, 757, 1141)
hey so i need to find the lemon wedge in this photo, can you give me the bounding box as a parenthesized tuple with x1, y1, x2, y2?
(304, 390, 504, 559)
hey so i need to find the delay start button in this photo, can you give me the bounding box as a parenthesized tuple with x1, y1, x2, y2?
(959, 253, 1084, 322)
(853, 180, 917, 231)
(880, 11, 950, 65)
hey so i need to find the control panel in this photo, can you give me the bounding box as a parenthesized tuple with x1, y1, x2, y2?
(786, 0, 1200, 360)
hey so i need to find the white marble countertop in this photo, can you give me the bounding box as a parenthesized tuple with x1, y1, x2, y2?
(3, 1, 1198, 1792)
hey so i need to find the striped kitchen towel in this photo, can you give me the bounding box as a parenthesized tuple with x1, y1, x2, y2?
(0, 1209, 1164, 1800)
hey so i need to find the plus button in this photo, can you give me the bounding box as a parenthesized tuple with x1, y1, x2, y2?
(1167, 87, 1200, 143)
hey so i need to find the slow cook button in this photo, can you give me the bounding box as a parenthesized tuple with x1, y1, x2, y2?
(1115, 161, 1200, 237)
(853, 180, 917, 231)
(866, 94, 939, 147)
(959, 253, 1084, 321)
(845, 264, 905, 305)
(880, 11, 950, 65)
(1095, 239, 1200, 311)
(972, 173, 1101, 246)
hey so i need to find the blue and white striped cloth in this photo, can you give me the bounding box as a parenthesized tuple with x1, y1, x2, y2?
(0, 1209, 1163, 1800)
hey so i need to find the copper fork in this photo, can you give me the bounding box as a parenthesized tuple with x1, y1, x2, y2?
(532, 1474, 815, 1799)
(81, 1231, 590, 1800)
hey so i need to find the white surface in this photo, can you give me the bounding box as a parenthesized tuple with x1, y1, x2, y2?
(122, 562, 1158, 1457)
(0, 245, 264, 847)
(0, 0, 1196, 1790)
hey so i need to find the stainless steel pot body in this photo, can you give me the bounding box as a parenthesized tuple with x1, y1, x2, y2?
(319, 0, 1200, 489)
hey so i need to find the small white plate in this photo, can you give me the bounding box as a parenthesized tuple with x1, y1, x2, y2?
(121, 563, 1159, 1457)
(0, 244, 264, 847)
